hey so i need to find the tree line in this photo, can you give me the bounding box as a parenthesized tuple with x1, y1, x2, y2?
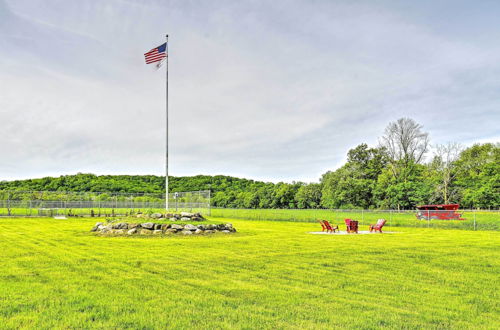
(0, 118, 498, 209)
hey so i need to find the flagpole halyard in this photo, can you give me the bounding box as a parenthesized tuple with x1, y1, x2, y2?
(165, 34, 169, 212)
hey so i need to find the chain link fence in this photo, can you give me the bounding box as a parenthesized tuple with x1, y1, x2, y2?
(0, 190, 211, 217)
(210, 208, 500, 231)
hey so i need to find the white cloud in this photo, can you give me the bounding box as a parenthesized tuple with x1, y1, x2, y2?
(0, 0, 499, 183)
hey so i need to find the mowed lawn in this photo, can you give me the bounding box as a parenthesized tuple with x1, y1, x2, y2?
(0, 218, 499, 329)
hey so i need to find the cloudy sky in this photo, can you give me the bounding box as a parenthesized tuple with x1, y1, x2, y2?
(0, 0, 499, 183)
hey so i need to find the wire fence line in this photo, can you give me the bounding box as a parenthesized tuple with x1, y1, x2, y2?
(0, 190, 211, 217)
(0, 189, 498, 231)
(210, 208, 500, 231)
(0, 190, 210, 201)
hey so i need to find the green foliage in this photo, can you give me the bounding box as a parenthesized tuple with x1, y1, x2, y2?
(321, 144, 388, 209)
(373, 163, 432, 209)
(296, 183, 322, 208)
(0, 143, 498, 209)
(454, 143, 500, 208)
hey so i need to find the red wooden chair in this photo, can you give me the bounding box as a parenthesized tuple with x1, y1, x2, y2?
(323, 220, 339, 233)
(344, 219, 359, 233)
(318, 220, 327, 232)
(369, 219, 386, 233)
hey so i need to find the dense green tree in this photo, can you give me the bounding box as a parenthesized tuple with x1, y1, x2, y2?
(454, 143, 500, 208)
(321, 144, 388, 209)
(374, 163, 432, 209)
(296, 183, 322, 209)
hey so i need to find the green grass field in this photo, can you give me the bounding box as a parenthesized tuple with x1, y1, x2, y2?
(2, 207, 499, 231)
(211, 208, 500, 231)
(0, 217, 499, 329)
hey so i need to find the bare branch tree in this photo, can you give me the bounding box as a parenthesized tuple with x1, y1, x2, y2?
(379, 118, 430, 181)
(434, 142, 463, 204)
(380, 117, 430, 164)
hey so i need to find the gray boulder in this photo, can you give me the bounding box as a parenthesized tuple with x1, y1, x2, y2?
(171, 224, 183, 230)
(161, 223, 171, 231)
(141, 222, 155, 229)
(181, 230, 193, 235)
(151, 213, 163, 219)
(180, 217, 191, 221)
(154, 223, 162, 230)
(181, 212, 194, 217)
(113, 223, 128, 230)
(221, 230, 231, 233)
(127, 228, 138, 235)
(184, 224, 197, 231)
(194, 229, 203, 234)
(153, 230, 163, 235)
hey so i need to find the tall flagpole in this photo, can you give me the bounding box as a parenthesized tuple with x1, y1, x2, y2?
(165, 34, 169, 211)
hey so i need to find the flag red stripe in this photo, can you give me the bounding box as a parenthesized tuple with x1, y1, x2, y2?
(145, 53, 165, 58)
(145, 52, 165, 59)
(144, 44, 167, 64)
(145, 58, 165, 64)
(145, 57, 165, 62)
(145, 54, 166, 63)
(145, 53, 165, 60)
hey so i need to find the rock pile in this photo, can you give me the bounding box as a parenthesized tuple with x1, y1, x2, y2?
(91, 222, 236, 236)
(137, 212, 205, 221)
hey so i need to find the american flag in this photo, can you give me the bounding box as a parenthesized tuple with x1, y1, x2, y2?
(144, 42, 167, 64)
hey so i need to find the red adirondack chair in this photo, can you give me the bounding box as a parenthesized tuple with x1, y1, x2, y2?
(344, 219, 359, 233)
(318, 220, 327, 232)
(323, 220, 339, 233)
(369, 219, 386, 233)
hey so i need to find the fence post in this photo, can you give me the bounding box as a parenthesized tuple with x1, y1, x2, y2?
(208, 190, 211, 216)
(473, 210, 477, 231)
(7, 192, 11, 216)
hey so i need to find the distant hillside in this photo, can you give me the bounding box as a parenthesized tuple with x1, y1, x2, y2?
(0, 173, 271, 194)
(0, 173, 303, 208)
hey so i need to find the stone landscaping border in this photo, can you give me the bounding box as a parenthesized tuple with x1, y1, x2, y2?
(136, 212, 205, 221)
(91, 222, 236, 236)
